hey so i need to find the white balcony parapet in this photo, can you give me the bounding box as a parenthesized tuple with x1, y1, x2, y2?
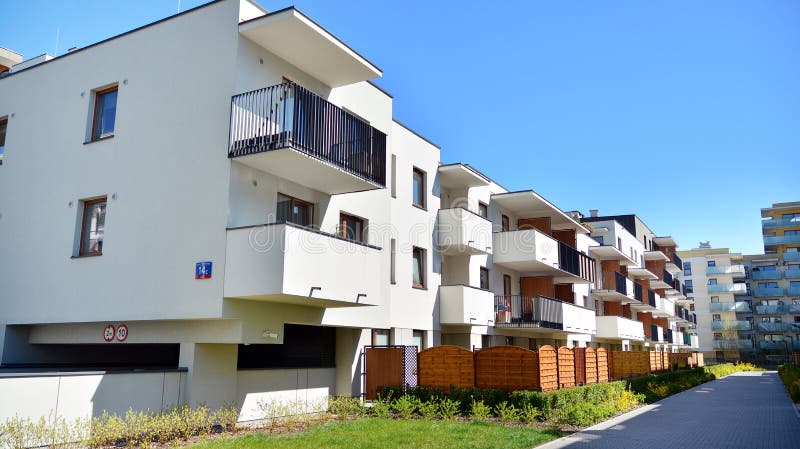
(437, 208, 492, 255)
(596, 316, 645, 341)
(439, 285, 494, 326)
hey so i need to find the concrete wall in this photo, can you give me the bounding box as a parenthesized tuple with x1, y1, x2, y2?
(236, 368, 335, 421)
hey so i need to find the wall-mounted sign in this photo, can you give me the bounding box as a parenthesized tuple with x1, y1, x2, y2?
(103, 324, 115, 342)
(195, 261, 212, 279)
(116, 324, 129, 342)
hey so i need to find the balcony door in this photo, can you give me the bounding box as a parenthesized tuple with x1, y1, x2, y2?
(552, 229, 576, 248)
(521, 277, 554, 298)
(518, 217, 551, 235)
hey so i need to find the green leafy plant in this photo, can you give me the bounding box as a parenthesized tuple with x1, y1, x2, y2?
(494, 402, 521, 423)
(778, 364, 800, 402)
(392, 395, 418, 419)
(417, 399, 440, 419)
(469, 400, 492, 420)
(438, 398, 461, 420)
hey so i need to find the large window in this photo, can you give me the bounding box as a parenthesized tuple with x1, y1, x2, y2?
(412, 246, 426, 288)
(684, 262, 692, 276)
(277, 193, 313, 226)
(685, 280, 693, 293)
(79, 197, 107, 256)
(91, 86, 118, 141)
(339, 213, 365, 243)
(0, 116, 6, 165)
(412, 168, 426, 209)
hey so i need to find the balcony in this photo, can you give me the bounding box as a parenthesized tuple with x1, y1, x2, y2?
(648, 269, 672, 290)
(664, 328, 674, 343)
(683, 332, 692, 346)
(648, 324, 664, 343)
(592, 271, 635, 303)
(752, 270, 781, 281)
(710, 302, 752, 313)
(756, 322, 797, 332)
(668, 252, 683, 273)
(708, 283, 748, 295)
(790, 304, 800, 314)
(440, 285, 494, 326)
(633, 282, 644, 302)
(437, 208, 492, 255)
(757, 340, 800, 350)
(712, 320, 752, 331)
(713, 340, 754, 350)
(224, 222, 382, 307)
(492, 230, 594, 283)
(596, 316, 645, 341)
(706, 265, 746, 277)
(755, 304, 786, 315)
(493, 295, 595, 334)
(789, 286, 800, 296)
(763, 217, 800, 229)
(764, 234, 800, 246)
(229, 83, 386, 194)
(785, 269, 800, 279)
(754, 287, 785, 297)
(673, 331, 684, 345)
(784, 252, 800, 261)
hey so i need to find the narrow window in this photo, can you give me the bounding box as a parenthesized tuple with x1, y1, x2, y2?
(412, 247, 426, 288)
(339, 213, 365, 243)
(712, 314, 721, 321)
(412, 168, 426, 209)
(0, 116, 7, 165)
(277, 193, 313, 226)
(390, 238, 397, 284)
(708, 279, 717, 285)
(79, 197, 107, 256)
(478, 202, 489, 219)
(91, 86, 118, 141)
(684, 262, 692, 276)
(480, 267, 490, 290)
(503, 275, 512, 296)
(685, 279, 693, 293)
(372, 329, 389, 346)
(501, 215, 510, 232)
(714, 333, 722, 340)
(711, 296, 719, 303)
(412, 330, 424, 351)
(617, 237, 622, 251)
(390, 154, 397, 198)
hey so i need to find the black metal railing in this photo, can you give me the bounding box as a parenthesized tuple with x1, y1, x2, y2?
(663, 269, 674, 286)
(673, 279, 682, 293)
(558, 242, 595, 282)
(494, 295, 563, 329)
(692, 313, 697, 324)
(614, 271, 627, 295)
(672, 252, 683, 270)
(228, 82, 387, 186)
(647, 289, 657, 307)
(633, 282, 643, 301)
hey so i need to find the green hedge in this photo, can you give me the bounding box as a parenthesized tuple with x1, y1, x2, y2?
(778, 365, 800, 402)
(704, 362, 762, 379)
(625, 368, 711, 403)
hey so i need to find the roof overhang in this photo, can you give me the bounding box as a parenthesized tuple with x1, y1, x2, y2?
(644, 250, 669, 262)
(491, 191, 589, 234)
(0, 47, 22, 70)
(438, 164, 490, 189)
(588, 245, 637, 265)
(653, 236, 677, 247)
(239, 8, 382, 87)
(628, 267, 658, 280)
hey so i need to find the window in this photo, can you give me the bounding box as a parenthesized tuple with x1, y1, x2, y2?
(684, 262, 692, 276)
(786, 230, 800, 236)
(0, 116, 6, 165)
(760, 282, 778, 288)
(712, 314, 721, 321)
(412, 168, 426, 208)
(708, 260, 716, 267)
(690, 303, 695, 311)
(593, 235, 604, 245)
(617, 237, 622, 250)
(412, 330, 424, 351)
(714, 333, 722, 340)
(277, 193, 313, 226)
(685, 280, 693, 293)
(711, 296, 719, 303)
(91, 85, 118, 141)
(503, 275, 512, 296)
(501, 215, 510, 232)
(390, 238, 397, 284)
(390, 154, 397, 198)
(412, 247, 426, 288)
(478, 202, 488, 219)
(708, 279, 718, 285)
(339, 213, 364, 243)
(372, 329, 389, 346)
(480, 267, 490, 290)
(79, 197, 107, 256)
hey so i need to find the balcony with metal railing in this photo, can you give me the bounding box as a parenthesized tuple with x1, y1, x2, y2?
(712, 320, 752, 331)
(752, 270, 781, 281)
(492, 230, 595, 284)
(706, 265, 746, 277)
(756, 322, 798, 332)
(713, 339, 754, 350)
(764, 234, 800, 246)
(784, 252, 800, 261)
(755, 304, 786, 314)
(789, 286, 800, 296)
(754, 287, 785, 297)
(228, 83, 386, 194)
(708, 283, 748, 295)
(785, 269, 800, 279)
(762, 217, 800, 228)
(493, 295, 595, 334)
(711, 302, 752, 313)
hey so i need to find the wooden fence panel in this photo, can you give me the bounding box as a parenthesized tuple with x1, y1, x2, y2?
(573, 348, 586, 386)
(417, 345, 474, 390)
(538, 345, 558, 391)
(596, 348, 609, 383)
(557, 346, 575, 388)
(585, 347, 598, 384)
(611, 351, 650, 378)
(668, 353, 691, 369)
(475, 346, 539, 391)
(365, 347, 404, 400)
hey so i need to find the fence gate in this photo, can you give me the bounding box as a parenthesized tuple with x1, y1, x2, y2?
(574, 347, 586, 385)
(363, 346, 418, 400)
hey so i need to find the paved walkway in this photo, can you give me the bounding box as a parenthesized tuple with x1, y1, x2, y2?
(538, 371, 800, 449)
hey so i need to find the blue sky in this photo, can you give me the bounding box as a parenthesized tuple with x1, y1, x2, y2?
(2, 0, 798, 254)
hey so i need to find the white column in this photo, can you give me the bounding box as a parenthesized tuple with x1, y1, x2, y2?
(179, 343, 238, 409)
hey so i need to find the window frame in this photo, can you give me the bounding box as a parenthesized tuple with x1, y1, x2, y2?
(277, 192, 314, 227)
(0, 116, 7, 165)
(412, 167, 426, 209)
(339, 212, 365, 243)
(501, 214, 510, 232)
(684, 262, 692, 276)
(707, 260, 716, 267)
(90, 85, 119, 142)
(412, 246, 426, 289)
(78, 196, 108, 257)
(478, 202, 489, 219)
(480, 266, 490, 290)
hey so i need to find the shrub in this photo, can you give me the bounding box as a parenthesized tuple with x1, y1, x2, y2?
(438, 398, 461, 420)
(391, 396, 418, 419)
(778, 364, 800, 402)
(494, 402, 521, 423)
(0, 415, 89, 449)
(469, 400, 492, 420)
(328, 397, 365, 419)
(705, 362, 762, 379)
(627, 368, 710, 403)
(369, 398, 393, 419)
(417, 399, 439, 419)
(520, 404, 541, 423)
(376, 386, 403, 400)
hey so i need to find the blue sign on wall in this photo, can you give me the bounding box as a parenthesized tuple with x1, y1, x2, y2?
(195, 261, 212, 279)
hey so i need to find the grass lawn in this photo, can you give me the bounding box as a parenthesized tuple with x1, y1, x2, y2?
(190, 418, 561, 449)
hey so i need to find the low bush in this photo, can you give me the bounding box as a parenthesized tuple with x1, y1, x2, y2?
(626, 368, 710, 403)
(705, 362, 762, 379)
(328, 396, 366, 419)
(778, 364, 800, 402)
(0, 415, 88, 449)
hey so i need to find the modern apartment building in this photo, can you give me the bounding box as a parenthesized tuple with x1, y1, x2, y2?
(0, 0, 698, 417)
(677, 246, 748, 362)
(582, 213, 697, 353)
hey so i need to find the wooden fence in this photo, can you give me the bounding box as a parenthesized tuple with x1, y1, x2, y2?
(369, 345, 702, 395)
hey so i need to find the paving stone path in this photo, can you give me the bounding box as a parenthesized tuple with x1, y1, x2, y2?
(537, 371, 800, 449)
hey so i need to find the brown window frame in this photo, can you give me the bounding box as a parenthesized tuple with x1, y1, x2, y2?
(412, 167, 426, 209)
(480, 266, 490, 290)
(277, 192, 314, 227)
(412, 246, 426, 289)
(478, 202, 489, 219)
(91, 85, 118, 142)
(501, 214, 510, 232)
(78, 196, 107, 257)
(339, 212, 365, 243)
